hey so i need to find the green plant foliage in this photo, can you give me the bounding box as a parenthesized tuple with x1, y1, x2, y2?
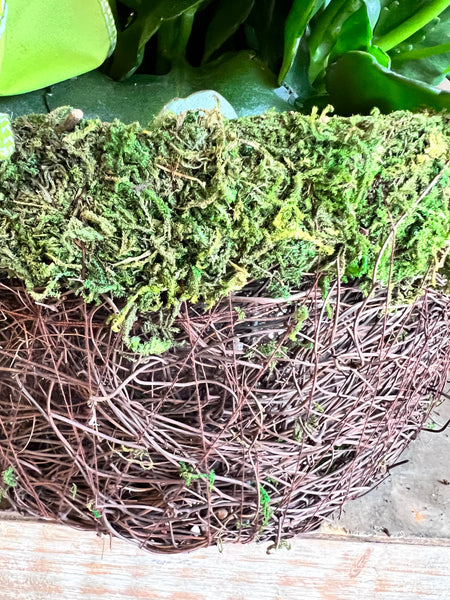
(202, 0, 255, 63)
(388, 6, 450, 86)
(102, 0, 450, 116)
(307, 0, 372, 84)
(2, 466, 17, 488)
(107, 0, 204, 79)
(86, 499, 102, 519)
(244, 0, 294, 73)
(0, 108, 449, 353)
(326, 51, 450, 114)
(279, 0, 323, 83)
(289, 306, 309, 341)
(1, 0, 450, 118)
(280, 0, 450, 113)
(373, 0, 449, 52)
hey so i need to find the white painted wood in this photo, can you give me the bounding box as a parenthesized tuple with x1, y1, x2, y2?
(0, 520, 449, 599)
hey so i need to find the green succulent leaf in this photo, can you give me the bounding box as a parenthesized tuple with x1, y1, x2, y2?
(44, 51, 290, 123)
(373, 0, 450, 52)
(326, 50, 450, 115)
(202, 0, 255, 63)
(307, 0, 373, 84)
(156, 9, 198, 68)
(367, 43, 391, 67)
(327, 3, 372, 63)
(389, 6, 450, 86)
(283, 36, 314, 103)
(280, 0, 450, 108)
(106, 0, 205, 80)
(244, 0, 294, 73)
(0, 0, 117, 96)
(279, 0, 325, 83)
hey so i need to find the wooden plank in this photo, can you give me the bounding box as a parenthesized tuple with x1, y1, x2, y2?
(0, 521, 449, 600)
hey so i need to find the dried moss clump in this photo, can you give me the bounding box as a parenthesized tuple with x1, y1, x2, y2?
(0, 107, 449, 350)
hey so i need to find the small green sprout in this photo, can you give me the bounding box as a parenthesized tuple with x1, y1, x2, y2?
(179, 462, 215, 491)
(234, 306, 246, 321)
(87, 500, 101, 519)
(2, 466, 17, 488)
(259, 484, 273, 529)
(289, 306, 309, 341)
(0, 466, 17, 501)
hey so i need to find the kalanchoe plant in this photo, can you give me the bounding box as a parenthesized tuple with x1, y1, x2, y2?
(101, 0, 450, 116)
(0, 0, 449, 122)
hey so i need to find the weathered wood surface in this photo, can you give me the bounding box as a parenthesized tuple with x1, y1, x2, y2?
(0, 520, 449, 600)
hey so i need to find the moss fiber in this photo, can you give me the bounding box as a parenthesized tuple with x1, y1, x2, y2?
(0, 107, 449, 350)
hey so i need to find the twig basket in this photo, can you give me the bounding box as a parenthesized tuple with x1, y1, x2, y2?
(0, 107, 449, 552)
(1, 277, 449, 553)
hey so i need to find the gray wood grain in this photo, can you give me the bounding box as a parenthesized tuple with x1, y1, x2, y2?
(0, 520, 449, 600)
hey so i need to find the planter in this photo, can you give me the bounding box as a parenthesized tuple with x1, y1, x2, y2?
(0, 107, 449, 552)
(1, 278, 449, 552)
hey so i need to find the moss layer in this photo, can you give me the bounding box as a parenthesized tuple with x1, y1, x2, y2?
(0, 107, 449, 349)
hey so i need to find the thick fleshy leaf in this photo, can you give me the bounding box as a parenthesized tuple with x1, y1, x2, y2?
(244, 0, 293, 73)
(326, 50, 450, 114)
(367, 43, 391, 67)
(328, 4, 372, 62)
(156, 9, 198, 68)
(283, 36, 314, 102)
(44, 51, 290, 122)
(307, 0, 372, 84)
(281, 0, 388, 100)
(389, 6, 450, 86)
(106, 0, 205, 80)
(0, 0, 116, 95)
(202, 0, 255, 63)
(373, 0, 450, 51)
(278, 0, 324, 83)
(374, 0, 426, 38)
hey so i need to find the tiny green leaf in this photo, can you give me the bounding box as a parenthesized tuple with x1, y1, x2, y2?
(259, 484, 273, 528)
(2, 466, 17, 488)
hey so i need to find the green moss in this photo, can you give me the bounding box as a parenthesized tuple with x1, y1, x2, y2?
(0, 106, 449, 352)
